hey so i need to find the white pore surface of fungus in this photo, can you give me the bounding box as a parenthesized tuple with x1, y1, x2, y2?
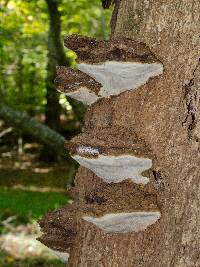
(64, 87, 99, 105)
(52, 250, 69, 262)
(83, 212, 161, 233)
(78, 61, 163, 98)
(72, 154, 152, 184)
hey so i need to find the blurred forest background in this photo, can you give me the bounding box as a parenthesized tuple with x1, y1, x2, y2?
(0, 0, 111, 266)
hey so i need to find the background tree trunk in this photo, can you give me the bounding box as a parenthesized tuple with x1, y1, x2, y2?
(0, 104, 70, 161)
(67, 1, 200, 266)
(45, 0, 86, 130)
(43, 0, 85, 161)
(45, 0, 67, 131)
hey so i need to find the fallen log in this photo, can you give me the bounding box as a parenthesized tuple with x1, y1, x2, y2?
(0, 104, 69, 161)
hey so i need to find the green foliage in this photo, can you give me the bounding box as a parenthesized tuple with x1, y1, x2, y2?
(0, 250, 64, 267)
(0, 188, 70, 226)
(0, 0, 112, 114)
(60, 0, 111, 39)
(0, 0, 47, 113)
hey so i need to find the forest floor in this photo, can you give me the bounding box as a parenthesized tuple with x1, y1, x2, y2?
(0, 140, 73, 267)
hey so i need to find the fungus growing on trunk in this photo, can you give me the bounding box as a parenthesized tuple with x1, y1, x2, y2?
(52, 250, 69, 263)
(38, 33, 164, 262)
(55, 66, 101, 105)
(82, 181, 160, 233)
(61, 35, 163, 104)
(83, 212, 161, 233)
(66, 128, 153, 185)
(37, 233, 70, 262)
(38, 180, 160, 239)
(37, 206, 77, 262)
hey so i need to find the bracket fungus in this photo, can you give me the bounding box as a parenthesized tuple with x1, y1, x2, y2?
(61, 35, 163, 104)
(37, 34, 163, 259)
(38, 181, 160, 238)
(67, 128, 153, 185)
(82, 181, 160, 233)
(37, 206, 77, 262)
(52, 250, 69, 263)
(83, 212, 160, 233)
(55, 66, 101, 105)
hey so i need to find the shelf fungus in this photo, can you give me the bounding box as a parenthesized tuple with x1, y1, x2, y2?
(66, 128, 153, 185)
(55, 66, 101, 105)
(82, 181, 161, 233)
(37, 206, 77, 263)
(60, 35, 163, 104)
(37, 181, 160, 238)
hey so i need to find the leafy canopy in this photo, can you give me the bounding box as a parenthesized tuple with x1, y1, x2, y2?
(0, 0, 111, 113)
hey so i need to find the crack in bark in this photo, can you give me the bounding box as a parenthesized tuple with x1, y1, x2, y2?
(152, 170, 164, 190)
(182, 60, 200, 140)
(85, 194, 107, 205)
(110, 0, 121, 36)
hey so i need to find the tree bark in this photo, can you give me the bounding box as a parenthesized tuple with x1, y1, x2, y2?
(67, 1, 200, 266)
(0, 104, 70, 161)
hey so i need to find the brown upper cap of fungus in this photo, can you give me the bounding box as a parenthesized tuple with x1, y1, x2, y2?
(66, 127, 153, 159)
(37, 234, 72, 252)
(55, 66, 101, 95)
(64, 35, 161, 64)
(83, 180, 159, 216)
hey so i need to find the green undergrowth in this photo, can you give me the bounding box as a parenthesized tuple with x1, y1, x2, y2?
(0, 168, 71, 188)
(0, 250, 64, 267)
(0, 188, 70, 232)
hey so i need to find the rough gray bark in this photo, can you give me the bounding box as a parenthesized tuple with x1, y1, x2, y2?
(66, 1, 200, 266)
(0, 104, 70, 161)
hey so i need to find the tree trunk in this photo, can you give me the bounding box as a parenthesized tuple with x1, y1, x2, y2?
(45, 0, 86, 130)
(45, 0, 67, 131)
(0, 104, 70, 161)
(67, 1, 200, 266)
